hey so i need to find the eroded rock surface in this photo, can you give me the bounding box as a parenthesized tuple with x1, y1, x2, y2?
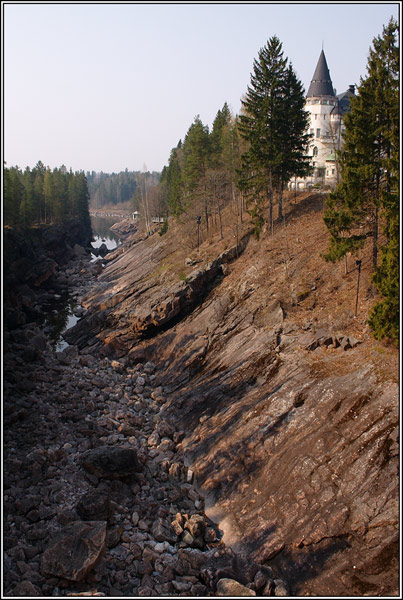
(3, 267, 266, 596)
(4, 200, 399, 597)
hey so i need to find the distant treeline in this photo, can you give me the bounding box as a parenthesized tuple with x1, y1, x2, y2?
(86, 170, 160, 210)
(4, 161, 91, 232)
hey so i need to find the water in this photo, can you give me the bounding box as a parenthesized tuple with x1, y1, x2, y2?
(42, 216, 122, 350)
(41, 294, 79, 352)
(90, 215, 121, 258)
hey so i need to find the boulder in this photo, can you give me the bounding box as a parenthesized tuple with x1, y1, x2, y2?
(98, 243, 109, 257)
(76, 489, 112, 521)
(40, 521, 107, 581)
(151, 517, 178, 544)
(184, 514, 206, 539)
(78, 446, 142, 479)
(216, 578, 256, 596)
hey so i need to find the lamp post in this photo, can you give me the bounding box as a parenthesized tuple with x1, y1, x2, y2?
(355, 259, 362, 317)
(196, 216, 201, 252)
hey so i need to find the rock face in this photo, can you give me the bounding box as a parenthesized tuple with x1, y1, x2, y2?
(59, 196, 399, 597)
(110, 218, 137, 238)
(3, 220, 93, 330)
(3, 194, 399, 597)
(63, 232, 251, 352)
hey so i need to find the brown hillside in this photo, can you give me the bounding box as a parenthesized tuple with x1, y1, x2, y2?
(66, 191, 399, 596)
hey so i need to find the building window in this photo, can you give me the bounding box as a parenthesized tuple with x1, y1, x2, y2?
(310, 128, 314, 136)
(313, 146, 318, 156)
(316, 128, 321, 138)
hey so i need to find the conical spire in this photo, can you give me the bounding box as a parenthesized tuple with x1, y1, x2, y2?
(306, 50, 335, 97)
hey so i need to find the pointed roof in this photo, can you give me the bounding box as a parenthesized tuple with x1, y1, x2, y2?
(337, 85, 355, 114)
(307, 50, 335, 97)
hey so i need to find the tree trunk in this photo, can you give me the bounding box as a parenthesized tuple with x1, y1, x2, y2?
(217, 199, 223, 240)
(373, 206, 378, 268)
(268, 170, 274, 234)
(278, 183, 283, 221)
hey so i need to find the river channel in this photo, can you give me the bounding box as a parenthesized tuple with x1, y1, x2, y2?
(43, 215, 122, 350)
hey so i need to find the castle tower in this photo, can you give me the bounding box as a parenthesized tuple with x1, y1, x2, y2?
(306, 49, 335, 97)
(291, 50, 354, 190)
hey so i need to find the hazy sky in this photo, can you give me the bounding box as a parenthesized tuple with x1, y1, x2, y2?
(4, 2, 399, 174)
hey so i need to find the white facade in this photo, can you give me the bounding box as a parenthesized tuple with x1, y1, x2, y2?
(302, 96, 343, 188)
(290, 51, 353, 191)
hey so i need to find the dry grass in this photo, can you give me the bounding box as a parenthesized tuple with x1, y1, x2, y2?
(131, 190, 398, 383)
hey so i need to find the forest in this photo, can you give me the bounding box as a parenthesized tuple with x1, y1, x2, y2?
(3, 161, 91, 234)
(86, 169, 160, 211)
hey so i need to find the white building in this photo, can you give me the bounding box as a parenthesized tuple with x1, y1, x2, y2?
(291, 50, 355, 190)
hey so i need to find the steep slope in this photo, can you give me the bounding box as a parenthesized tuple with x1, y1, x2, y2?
(66, 193, 399, 596)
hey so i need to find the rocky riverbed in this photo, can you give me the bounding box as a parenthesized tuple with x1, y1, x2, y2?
(3, 253, 289, 597)
(4, 198, 399, 597)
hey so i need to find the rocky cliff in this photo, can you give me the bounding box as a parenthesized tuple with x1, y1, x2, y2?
(3, 219, 94, 329)
(63, 193, 399, 596)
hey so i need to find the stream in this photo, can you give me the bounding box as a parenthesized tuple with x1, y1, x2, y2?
(90, 215, 121, 258)
(42, 215, 122, 351)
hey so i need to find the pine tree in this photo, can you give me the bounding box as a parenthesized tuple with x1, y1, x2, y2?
(238, 36, 310, 235)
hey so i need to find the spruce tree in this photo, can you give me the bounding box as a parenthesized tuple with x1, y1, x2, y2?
(32, 161, 46, 223)
(276, 64, 312, 219)
(182, 116, 210, 192)
(324, 19, 399, 266)
(210, 102, 232, 167)
(182, 116, 210, 227)
(368, 19, 399, 344)
(4, 167, 24, 227)
(238, 36, 309, 235)
(160, 146, 184, 218)
(76, 171, 92, 237)
(19, 167, 37, 225)
(323, 18, 399, 343)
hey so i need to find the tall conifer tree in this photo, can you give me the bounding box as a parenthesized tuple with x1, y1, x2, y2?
(238, 36, 310, 235)
(323, 18, 399, 343)
(182, 116, 210, 227)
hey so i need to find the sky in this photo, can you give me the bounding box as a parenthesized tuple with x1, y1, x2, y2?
(3, 1, 400, 174)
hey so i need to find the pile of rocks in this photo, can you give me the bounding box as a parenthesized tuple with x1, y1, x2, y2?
(4, 301, 289, 596)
